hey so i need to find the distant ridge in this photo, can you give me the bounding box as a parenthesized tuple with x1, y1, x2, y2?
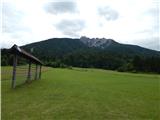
(21, 37, 160, 58)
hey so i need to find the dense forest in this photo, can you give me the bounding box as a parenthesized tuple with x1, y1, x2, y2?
(1, 48, 160, 74)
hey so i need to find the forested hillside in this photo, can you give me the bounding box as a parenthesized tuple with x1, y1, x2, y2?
(1, 37, 160, 73)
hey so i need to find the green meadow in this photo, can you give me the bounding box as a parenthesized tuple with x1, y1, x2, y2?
(1, 66, 160, 120)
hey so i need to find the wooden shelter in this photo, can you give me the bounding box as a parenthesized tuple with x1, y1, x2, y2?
(10, 44, 43, 88)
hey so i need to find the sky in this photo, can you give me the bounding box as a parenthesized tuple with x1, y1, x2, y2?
(1, 0, 160, 51)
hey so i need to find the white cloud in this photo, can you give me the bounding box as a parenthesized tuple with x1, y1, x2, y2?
(44, 1, 78, 14)
(1, 0, 159, 51)
(55, 19, 85, 37)
(98, 6, 119, 21)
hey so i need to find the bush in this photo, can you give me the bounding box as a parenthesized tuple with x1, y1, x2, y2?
(117, 63, 134, 72)
(44, 61, 71, 69)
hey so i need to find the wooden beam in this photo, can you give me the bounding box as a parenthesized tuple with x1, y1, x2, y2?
(34, 64, 38, 80)
(12, 54, 17, 88)
(26, 61, 31, 82)
(39, 65, 42, 79)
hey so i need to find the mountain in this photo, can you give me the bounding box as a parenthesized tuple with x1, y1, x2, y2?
(80, 36, 160, 57)
(2, 37, 160, 73)
(21, 37, 160, 58)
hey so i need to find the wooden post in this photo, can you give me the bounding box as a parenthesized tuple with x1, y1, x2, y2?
(39, 65, 42, 79)
(34, 64, 38, 80)
(12, 54, 17, 88)
(27, 61, 31, 82)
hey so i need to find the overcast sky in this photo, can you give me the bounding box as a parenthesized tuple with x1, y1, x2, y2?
(1, 0, 160, 51)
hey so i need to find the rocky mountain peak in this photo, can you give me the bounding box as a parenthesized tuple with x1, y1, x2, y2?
(80, 36, 116, 48)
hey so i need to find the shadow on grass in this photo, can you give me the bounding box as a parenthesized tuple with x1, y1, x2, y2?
(12, 79, 41, 90)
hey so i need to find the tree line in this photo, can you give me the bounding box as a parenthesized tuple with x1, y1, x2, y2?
(1, 48, 160, 73)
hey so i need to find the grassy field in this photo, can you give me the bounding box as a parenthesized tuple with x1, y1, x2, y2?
(1, 66, 160, 120)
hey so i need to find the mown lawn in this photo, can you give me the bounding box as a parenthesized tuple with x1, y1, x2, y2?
(1, 66, 160, 120)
